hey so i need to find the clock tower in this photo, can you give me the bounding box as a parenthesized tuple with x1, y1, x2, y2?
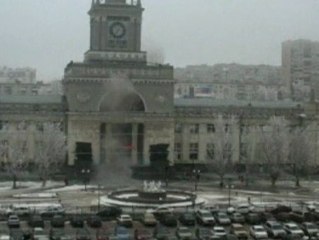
(85, 0, 146, 63)
(63, 0, 175, 168)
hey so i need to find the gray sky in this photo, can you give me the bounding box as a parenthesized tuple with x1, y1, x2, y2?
(0, 0, 319, 80)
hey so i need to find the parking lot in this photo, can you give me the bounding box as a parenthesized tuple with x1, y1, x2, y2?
(1, 202, 319, 240)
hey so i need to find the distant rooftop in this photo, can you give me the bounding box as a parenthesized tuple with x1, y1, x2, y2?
(0, 95, 62, 104)
(175, 98, 303, 109)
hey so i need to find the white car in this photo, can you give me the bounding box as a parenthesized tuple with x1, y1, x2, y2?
(236, 204, 253, 214)
(196, 209, 215, 226)
(250, 225, 268, 239)
(117, 214, 133, 227)
(284, 222, 305, 238)
(213, 226, 227, 237)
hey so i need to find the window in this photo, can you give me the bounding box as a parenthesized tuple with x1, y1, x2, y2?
(189, 143, 198, 160)
(189, 124, 199, 134)
(206, 143, 214, 160)
(225, 124, 229, 132)
(174, 143, 182, 160)
(175, 123, 182, 133)
(207, 124, 215, 133)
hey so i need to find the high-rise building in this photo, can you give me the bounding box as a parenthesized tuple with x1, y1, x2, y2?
(282, 39, 319, 101)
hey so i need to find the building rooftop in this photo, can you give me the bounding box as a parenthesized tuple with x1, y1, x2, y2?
(174, 98, 303, 109)
(0, 95, 62, 104)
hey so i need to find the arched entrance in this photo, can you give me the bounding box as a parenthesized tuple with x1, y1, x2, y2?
(98, 92, 145, 167)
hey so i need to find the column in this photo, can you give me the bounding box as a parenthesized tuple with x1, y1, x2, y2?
(105, 123, 113, 163)
(131, 123, 138, 165)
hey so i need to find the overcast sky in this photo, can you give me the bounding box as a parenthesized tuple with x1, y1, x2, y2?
(0, 0, 319, 80)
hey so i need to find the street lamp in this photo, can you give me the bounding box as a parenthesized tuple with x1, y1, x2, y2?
(81, 168, 91, 191)
(193, 169, 201, 191)
(227, 178, 234, 207)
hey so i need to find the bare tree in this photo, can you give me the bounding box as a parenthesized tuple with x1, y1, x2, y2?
(257, 116, 289, 187)
(207, 114, 238, 187)
(34, 122, 66, 187)
(0, 122, 29, 189)
(288, 123, 316, 187)
(242, 126, 259, 186)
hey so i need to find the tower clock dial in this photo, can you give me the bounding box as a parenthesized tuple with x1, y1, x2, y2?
(109, 22, 126, 39)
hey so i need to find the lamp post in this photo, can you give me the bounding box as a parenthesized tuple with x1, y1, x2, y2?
(193, 169, 201, 192)
(81, 168, 90, 191)
(97, 184, 101, 212)
(227, 178, 233, 207)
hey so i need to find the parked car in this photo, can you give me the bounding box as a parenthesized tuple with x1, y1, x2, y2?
(216, 212, 231, 225)
(50, 215, 65, 228)
(230, 212, 245, 223)
(117, 214, 133, 228)
(134, 228, 152, 240)
(97, 206, 122, 220)
(6, 206, 30, 217)
(301, 222, 319, 237)
(151, 206, 173, 220)
(154, 226, 173, 240)
(249, 225, 268, 239)
(87, 216, 102, 228)
(223, 234, 239, 240)
(75, 228, 91, 240)
(236, 204, 253, 214)
(264, 220, 287, 239)
(175, 227, 192, 240)
(49, 228, 72, 240)
(212, 226, 227, 238)
(196, 209, 215, 226)
(283, 222, 305, 239)
(245, 213, 261, 225)
(9, 229, 24, 240)
(28, 215, 45, 228)
(33, 227, 48, 240)
(115, 226, 130, 240)
(40, 206, 65, 218)
(195, 228, 214, 240)
(96, 229, 114, 240)
(142, 212, 157, 226)
(229, 223, 249, 240)
(7, 215, 20, 228)
(179, 212, 196, 226)
(160, 213, 178, 227)
(70, 216, 84, 228)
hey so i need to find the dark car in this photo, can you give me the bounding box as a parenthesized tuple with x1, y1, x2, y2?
(97, 207, 122, 220)
(49, 229, 72, 240)
(75, 228, 91, 240)
(154, 226, 173, 240)
(134, 228, 153, 240)
(87, 216, 102, 228)
(160, 213, 178, 227)
(7, 215, 20, 228)
(71, 216, 84, 228)
(96, 228, 114, 240)
(245, 213, 261, 225)
(179, 212, 196, 226)
(230, 213, 245, 224)
(195, 228, 214, 240)
(10, 229, 24, 240)
(28, 215, 45, 228)
(51, 215, 65, 228)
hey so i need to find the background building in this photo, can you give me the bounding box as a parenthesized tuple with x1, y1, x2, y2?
(282, 39, 319, 101)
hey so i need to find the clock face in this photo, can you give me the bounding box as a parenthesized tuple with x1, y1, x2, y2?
(109, 22, 126, 39)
